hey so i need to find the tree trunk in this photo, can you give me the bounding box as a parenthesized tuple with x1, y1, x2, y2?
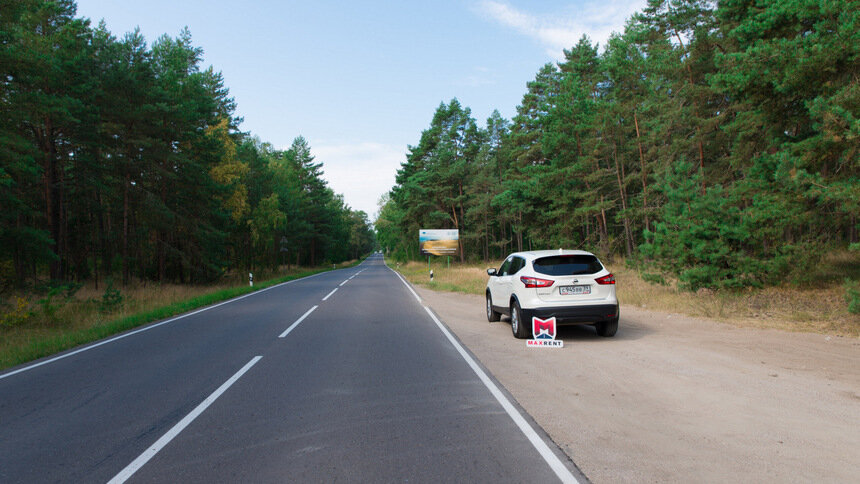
(599, 197, 608, 252)
(122, 172, 130, 286)
(673, 30, 706, 192)
(483, 209, 489, 262)
(850, 214, 858, 244)
(613, 144, 634, 257)
(14, 214, 25, 287)
(634, 111, 649, 232)
(273, 236, 279, 271)
(158, 184, 167, 282)
(41, 119, 64, 281)
(450, 202, 465, 263)
(516, 211, 523, 252)
(458, 183, 466, 263)
(58, 148, 67, 280)
(92, 249, 98, 291)
(97, 188, 111, 275)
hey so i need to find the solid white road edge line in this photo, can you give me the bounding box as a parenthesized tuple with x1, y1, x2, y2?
(322, 288, 338, 301)
(0, 272, 329, 381)
(107, 356, 263, 484)
(390, 270, 421, 302)
(279, 306, 318, 338)
(421, 307, 579, 484)
(386, 261, 576, 482)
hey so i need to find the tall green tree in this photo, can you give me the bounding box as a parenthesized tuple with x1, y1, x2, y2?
(465, 110, 509, 261)
(393, 99, 481, 262)
(499, 64, 561, 252)
(3, 0, 92, 281)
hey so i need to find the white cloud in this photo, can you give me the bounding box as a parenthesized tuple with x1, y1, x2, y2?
(476, 0, 647, 58)
(314, 142, 406, 220)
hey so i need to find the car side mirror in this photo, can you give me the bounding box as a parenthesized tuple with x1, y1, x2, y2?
(487, 268, 497, 277)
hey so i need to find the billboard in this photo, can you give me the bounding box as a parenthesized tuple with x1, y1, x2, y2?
(419, 229, 459, 256)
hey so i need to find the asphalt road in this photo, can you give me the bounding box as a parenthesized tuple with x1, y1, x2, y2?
(0, 254, 583, 483)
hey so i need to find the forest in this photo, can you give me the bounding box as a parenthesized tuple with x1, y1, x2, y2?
(1, 0, 375, 290)
(377, 0, 859, 291)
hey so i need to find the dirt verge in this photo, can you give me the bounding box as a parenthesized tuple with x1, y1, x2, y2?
(416, 287, 860, 483)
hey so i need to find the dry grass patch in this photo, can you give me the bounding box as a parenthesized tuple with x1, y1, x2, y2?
(391, 258, 859, 337)
(392, 260, 491, 295)
(613, 263, 858, 336)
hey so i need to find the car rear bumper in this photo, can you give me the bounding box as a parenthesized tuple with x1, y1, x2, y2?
(521, 304, 619, 324)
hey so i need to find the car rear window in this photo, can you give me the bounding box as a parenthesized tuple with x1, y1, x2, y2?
(533, 255, 603, 276)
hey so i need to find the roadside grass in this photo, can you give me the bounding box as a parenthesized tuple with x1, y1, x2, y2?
(391, 259, 489, 295)
(391, 254, 859, 337)
(0, 260, 360, 371)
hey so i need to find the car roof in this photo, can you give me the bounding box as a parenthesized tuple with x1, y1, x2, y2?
(507, 249, 596, 260)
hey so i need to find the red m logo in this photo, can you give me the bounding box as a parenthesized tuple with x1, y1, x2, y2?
(532, 317, 556, 340)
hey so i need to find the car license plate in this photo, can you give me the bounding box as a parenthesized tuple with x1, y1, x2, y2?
(559, 285, 590, 295)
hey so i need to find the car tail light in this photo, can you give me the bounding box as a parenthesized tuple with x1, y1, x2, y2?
(595, 273, 615, 285)
(520, 276, 554, 288)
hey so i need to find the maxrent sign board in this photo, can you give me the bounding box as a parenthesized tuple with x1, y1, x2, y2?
(527, 317, 563, 348)
(419, 229, 459, 256)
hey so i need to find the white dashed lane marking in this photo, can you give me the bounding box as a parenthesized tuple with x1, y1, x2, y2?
(279, 306, 319, 339)
(108, 356, 263, 484)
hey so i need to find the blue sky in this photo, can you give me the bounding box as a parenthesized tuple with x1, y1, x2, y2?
(74, 0, 647, 218)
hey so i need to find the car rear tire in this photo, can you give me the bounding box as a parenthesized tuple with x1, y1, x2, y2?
(510, 300, 531, 339)
(486, 292, 501, 322)
(595, 317, 618, 337)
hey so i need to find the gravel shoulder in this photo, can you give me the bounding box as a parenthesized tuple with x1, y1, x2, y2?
(416, 287, 860, 483)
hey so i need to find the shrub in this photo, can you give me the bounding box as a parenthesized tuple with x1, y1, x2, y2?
(99, 281, 123, 314)
(1, 296, 33, 327)
(641, 161, 819, 291)
(641, 272, 668, 286)
(845, 279, 860, 315)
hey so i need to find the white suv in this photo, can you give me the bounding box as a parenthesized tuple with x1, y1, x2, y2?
(486, 250, 619, 338)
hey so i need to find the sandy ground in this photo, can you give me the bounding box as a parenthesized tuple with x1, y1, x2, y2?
(416, 287, 860, 483)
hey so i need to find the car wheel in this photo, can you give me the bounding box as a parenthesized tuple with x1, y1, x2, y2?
(486, 292, 501, 322)
(510, 300, 530, 339)
(595, 317, 618, 337)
